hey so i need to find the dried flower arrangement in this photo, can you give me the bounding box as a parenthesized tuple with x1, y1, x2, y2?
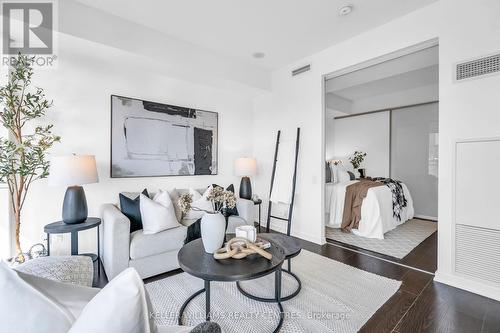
(178, 186, 237, 215)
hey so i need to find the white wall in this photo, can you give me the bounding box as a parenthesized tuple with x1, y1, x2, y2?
(7, 33, 257, 257)
(330, 112, 390, 177)
(252, 0, 500, 300)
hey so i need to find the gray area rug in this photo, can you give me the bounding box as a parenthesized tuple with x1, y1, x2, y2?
(146, 250, 401, 333)
(326, 218, 437, 259)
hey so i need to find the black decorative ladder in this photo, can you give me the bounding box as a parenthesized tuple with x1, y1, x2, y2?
(266, 127, 300, 235)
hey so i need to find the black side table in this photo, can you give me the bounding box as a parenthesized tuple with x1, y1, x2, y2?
(44, 217, 101, 275)
(253, 198, 262, 232)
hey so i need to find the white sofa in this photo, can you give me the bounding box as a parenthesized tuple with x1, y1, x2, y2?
(100, 189, 254, 280)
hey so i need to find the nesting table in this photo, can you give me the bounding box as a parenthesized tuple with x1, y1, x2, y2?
(178, 238, 286, 332)
(177, 233, 302, 332)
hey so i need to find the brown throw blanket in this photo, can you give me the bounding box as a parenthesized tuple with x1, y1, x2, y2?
(341, 179, 383, 232)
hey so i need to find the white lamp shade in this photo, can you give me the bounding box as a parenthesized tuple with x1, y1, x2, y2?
(234, 157, 257, 176)
(49, 155, 99, 187)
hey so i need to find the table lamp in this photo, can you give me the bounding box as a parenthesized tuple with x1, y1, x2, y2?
(234, 157, 257, 200)
(49, 155, 98, 224)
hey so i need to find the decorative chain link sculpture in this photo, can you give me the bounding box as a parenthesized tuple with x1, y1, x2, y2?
(214, 237, 272, 261)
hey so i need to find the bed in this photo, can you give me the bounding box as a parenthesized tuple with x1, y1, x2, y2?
(326, 180, 414, 239)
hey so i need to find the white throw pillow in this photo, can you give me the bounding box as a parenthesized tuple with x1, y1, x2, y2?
(184, 187, 212, 220)
(140, 193, 180, 234)
(0, 262, 74, 333)
(69, 268, 155, 333)
(167, 188, 182, 222)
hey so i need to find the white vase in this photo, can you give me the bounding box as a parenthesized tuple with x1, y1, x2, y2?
(200, 212, 226, 254)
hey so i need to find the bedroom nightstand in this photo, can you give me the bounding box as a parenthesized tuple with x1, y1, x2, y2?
(253, 198, 262, 232)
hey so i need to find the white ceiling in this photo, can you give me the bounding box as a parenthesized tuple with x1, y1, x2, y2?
(332, 65, 438, 100)
(325, 45, 439, 115)
(75, 0, 437, 69)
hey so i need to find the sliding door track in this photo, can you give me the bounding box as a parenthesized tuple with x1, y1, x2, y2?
(325, 239, 435, 275)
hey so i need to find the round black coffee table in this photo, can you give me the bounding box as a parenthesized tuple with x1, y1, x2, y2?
(237, 233, 302, 302)
(178, 238, 286, 332)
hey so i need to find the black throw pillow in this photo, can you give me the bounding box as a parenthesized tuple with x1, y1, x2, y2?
(212, 183, 239, 217)
(119, 189, 149, 233)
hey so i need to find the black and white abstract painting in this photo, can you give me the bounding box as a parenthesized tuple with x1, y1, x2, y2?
(111, 95, 218, 177)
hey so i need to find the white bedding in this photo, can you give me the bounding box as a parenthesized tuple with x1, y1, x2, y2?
(326, 180, 414, 239)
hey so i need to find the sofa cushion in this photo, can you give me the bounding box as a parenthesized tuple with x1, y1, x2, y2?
(119, 189, 149, 233)
(184, 187, 212, 220)
(0, 262, 75, 333)
(140, 193, 180, 234)
(68, 268, 154, 333)
(130, 225, 187, 260)
(168, 188, 183, 222)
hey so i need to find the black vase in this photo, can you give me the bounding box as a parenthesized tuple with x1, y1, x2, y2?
(358, 168, 366, 178)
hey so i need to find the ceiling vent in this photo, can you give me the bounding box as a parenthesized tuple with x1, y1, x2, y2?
(456, 53, 500, 81)
(292, 64, 311, 76)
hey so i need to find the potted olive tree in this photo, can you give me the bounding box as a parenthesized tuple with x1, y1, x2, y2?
(0, 54, 60, 262)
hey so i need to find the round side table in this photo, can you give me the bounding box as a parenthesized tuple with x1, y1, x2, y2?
(44, 217, 101, 276)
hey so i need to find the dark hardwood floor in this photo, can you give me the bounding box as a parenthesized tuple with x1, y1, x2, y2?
(326, 221, 438, 273)
(94, 230, 499, 333)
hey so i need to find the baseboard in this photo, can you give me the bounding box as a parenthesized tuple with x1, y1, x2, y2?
(414, 215, 438, 221)
(434, 271, 500, 301)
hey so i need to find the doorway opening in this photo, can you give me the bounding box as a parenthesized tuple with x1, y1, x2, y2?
(322, 41, 439, 273)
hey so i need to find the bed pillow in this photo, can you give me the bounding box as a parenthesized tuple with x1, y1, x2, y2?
(184, 187, 213, 220)
(140, 192, 180, 234)
(119, 189, 149, 233)
(337, 167, 351, 183)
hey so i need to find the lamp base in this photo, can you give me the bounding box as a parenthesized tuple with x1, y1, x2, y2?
(239, 177, 252, 200)
(62, 186, 88, 224)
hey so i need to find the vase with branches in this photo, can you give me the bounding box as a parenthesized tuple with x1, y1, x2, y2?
(178, 187, 237, 253)
(178, 186, 236, 216)
(349, 151, 367, 178)
(0, 54, 60, 262)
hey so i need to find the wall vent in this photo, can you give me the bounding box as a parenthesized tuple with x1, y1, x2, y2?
(455, 224, 500, 284)
(456, 53, 500, 81)
(292, 64, 311, 76)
